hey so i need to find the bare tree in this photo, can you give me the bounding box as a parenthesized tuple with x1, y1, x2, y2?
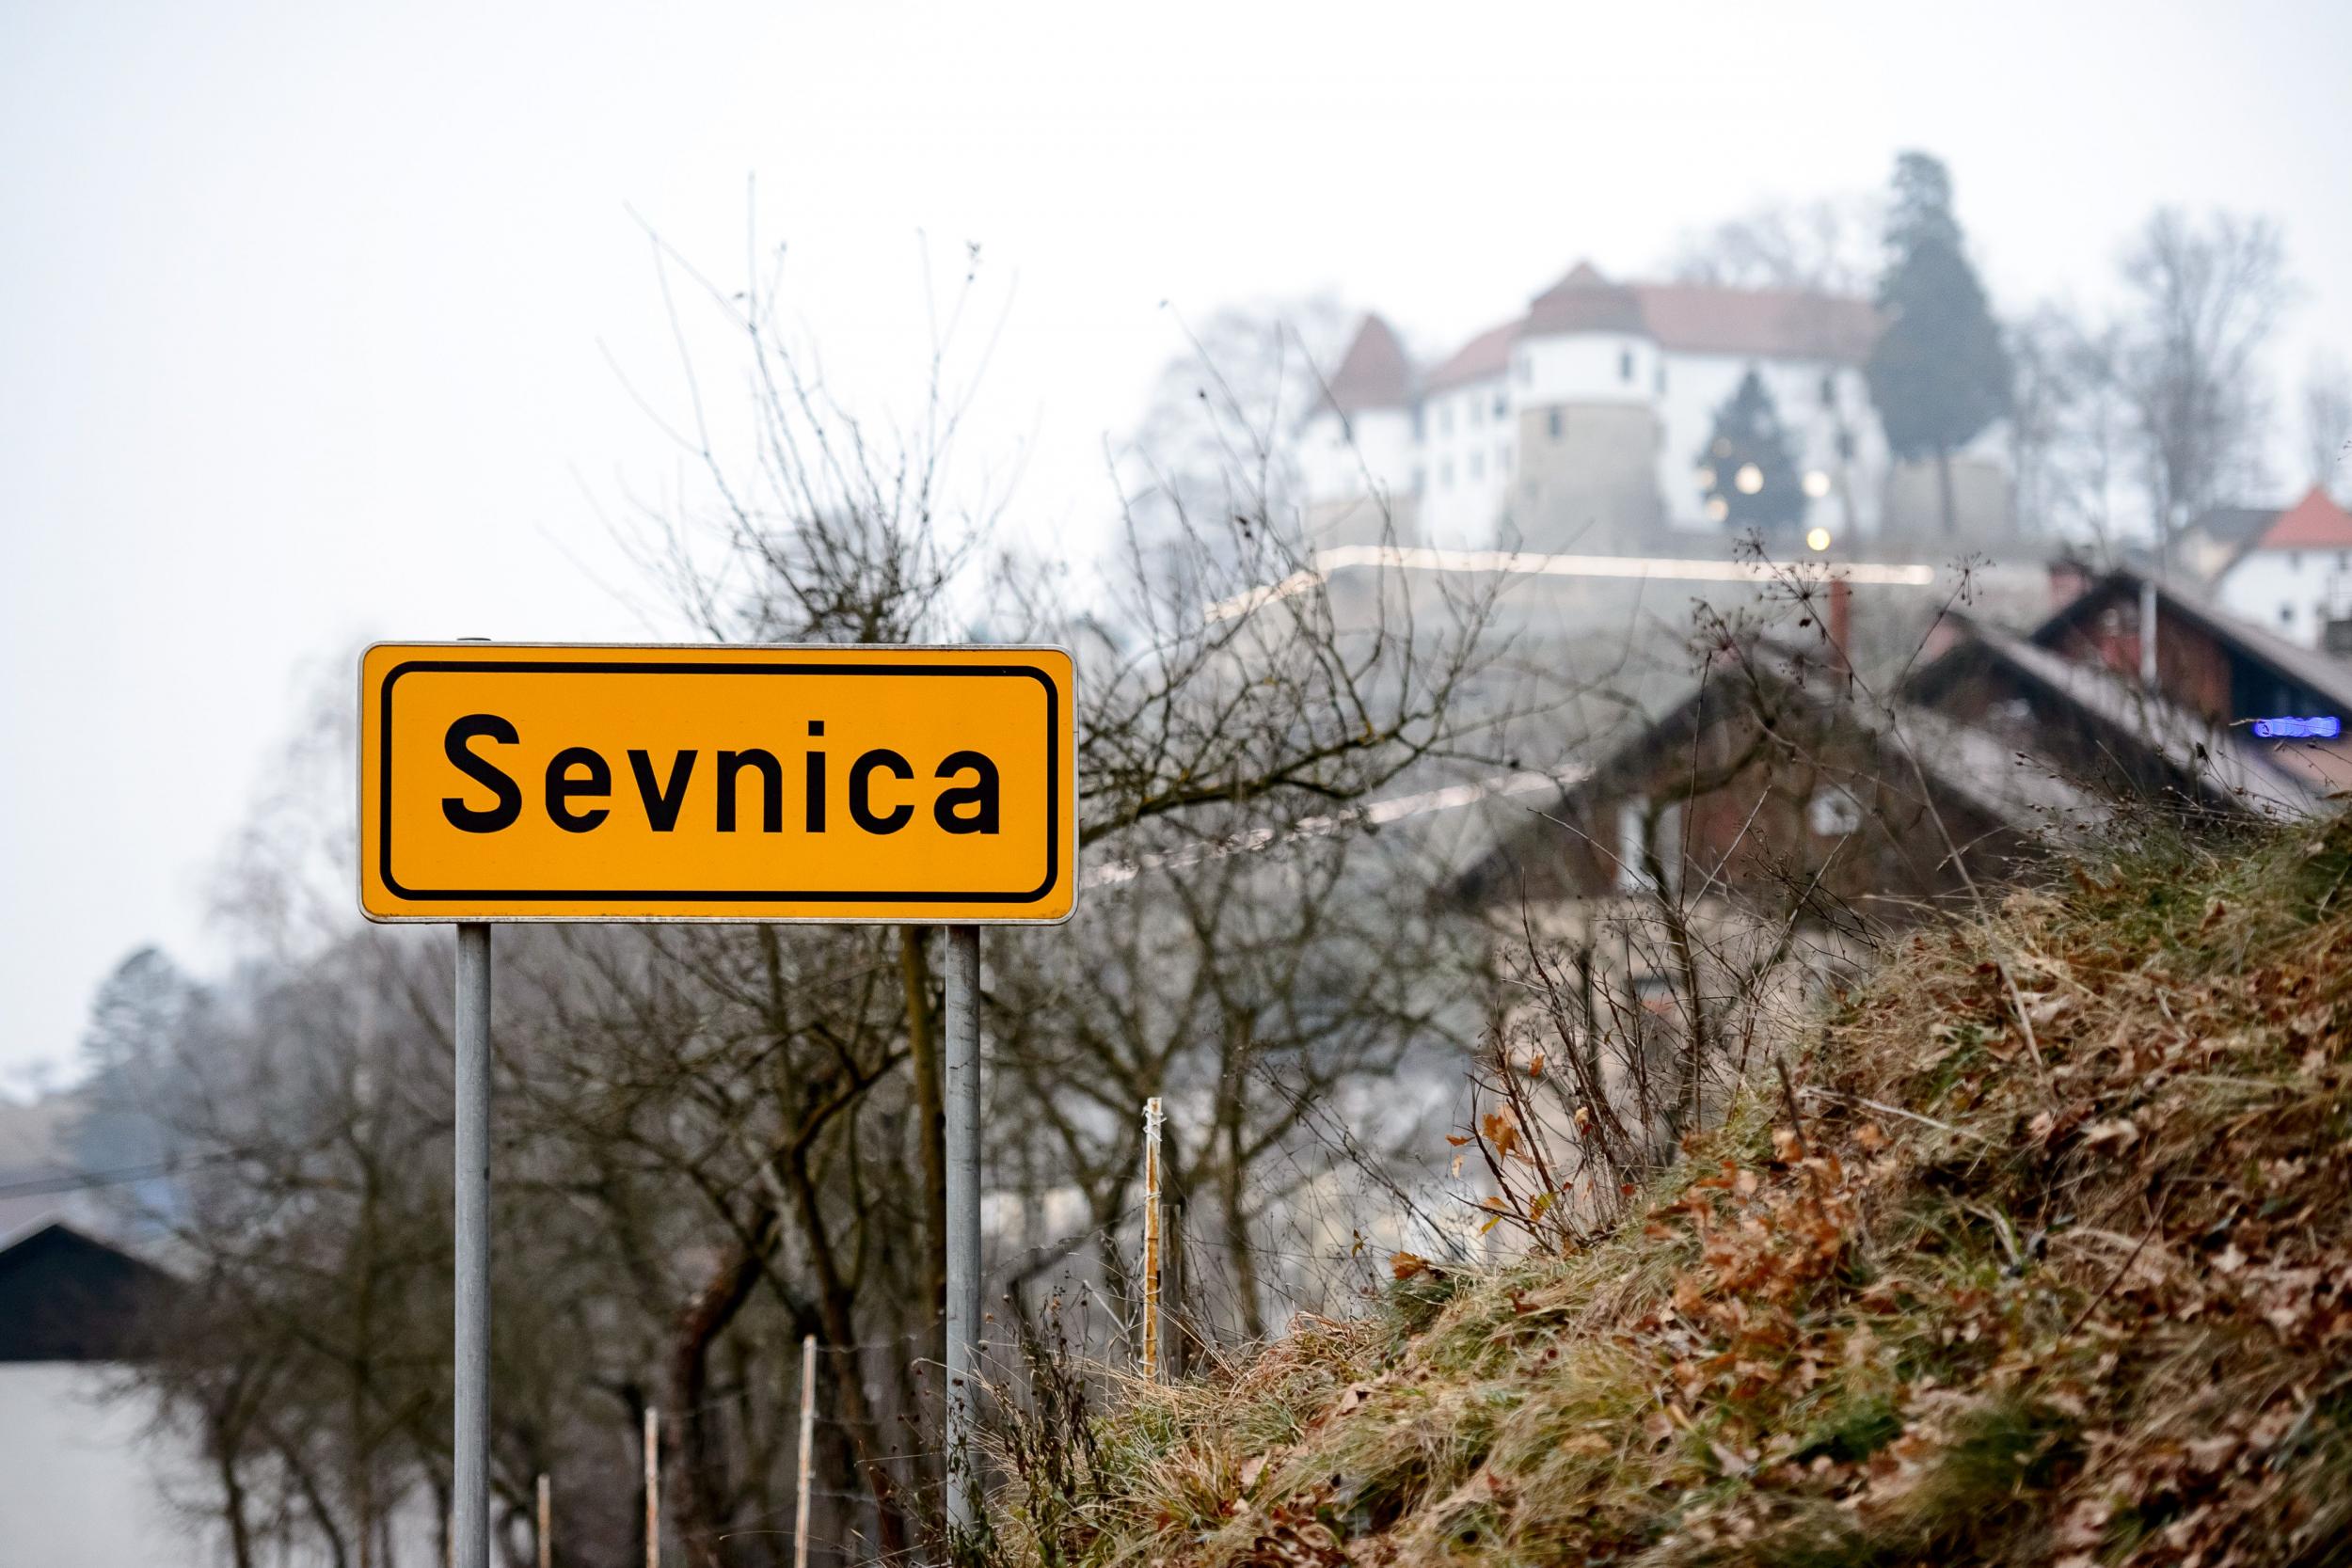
(1664, 197, 1880, 295)
(2008, 303, 2132, 545)
(2302, 352, 2352, 496)
(2116, 209, 2292, 548)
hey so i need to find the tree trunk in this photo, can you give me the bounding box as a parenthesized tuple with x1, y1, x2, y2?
(1219, 1128, 1266, 1342)
(784, 1156, 910, 1560)
(1935, 446, 1958, 538)
(670, 1211, 778, 1566)
(211, 1432, 257, 1568)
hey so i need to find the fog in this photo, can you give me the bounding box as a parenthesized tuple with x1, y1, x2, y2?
(5, 0, 2349, 1084)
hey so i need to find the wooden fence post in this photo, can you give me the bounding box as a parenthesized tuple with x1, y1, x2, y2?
(644, 1406, 660, 1568)
(794, 1335, 817, 1568)
(1141, 1097, 1163, 1380)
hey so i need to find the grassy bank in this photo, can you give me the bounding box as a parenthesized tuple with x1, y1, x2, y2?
(985, 812, 2352, 1566)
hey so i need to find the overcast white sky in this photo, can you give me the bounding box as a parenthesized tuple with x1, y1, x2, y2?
(4, 0, 2348, 1086)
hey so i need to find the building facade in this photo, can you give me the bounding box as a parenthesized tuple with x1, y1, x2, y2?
(2209, 486, 2352, 652)
(1300, 262, 2010, 555)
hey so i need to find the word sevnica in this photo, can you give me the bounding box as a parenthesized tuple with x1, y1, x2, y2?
(438, 715, 1003, 837)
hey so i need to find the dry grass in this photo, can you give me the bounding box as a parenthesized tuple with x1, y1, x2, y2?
(981, 811, 2352, 1568)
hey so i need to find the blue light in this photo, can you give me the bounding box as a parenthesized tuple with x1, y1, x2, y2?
(2250, 716, 2344, 740)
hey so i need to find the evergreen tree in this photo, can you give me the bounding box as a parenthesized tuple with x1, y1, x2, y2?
(1865, 151, 2011, 536)
(1698, 369, 1805, 539)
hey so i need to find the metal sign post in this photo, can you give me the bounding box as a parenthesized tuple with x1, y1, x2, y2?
(942, 923, 983, 1534)
(453, 921, 492, 1568)
(361, 641, 1075, 1560)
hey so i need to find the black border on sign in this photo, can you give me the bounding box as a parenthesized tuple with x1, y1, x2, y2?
(378, 659, 1060, 904)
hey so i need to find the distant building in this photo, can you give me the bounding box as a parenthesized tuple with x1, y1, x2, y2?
(1298, 262, 2010, 555)
(2039, 557, 2352, 798)
(1451, 552, 2345, 931)
(2205, 486, 2352, 652)
(0, 1220, 207, 1566)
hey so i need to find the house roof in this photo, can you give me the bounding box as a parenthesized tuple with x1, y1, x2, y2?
(2039, 561, 2352, 721)
(1322, 313, 1416, 415)
(1628, 283, 1881, 364)
(1923, 616, 2318, 815)
(2250, 485, 2352, 552)
(2187, 504, 2280, 549)
(1423, 321, 1519, 392)
(1420, 268, 1883, 395)
(0, 1220, 182, 1363)
(1526, 261, 1650, 336)
(1446, 635, 2100, 911)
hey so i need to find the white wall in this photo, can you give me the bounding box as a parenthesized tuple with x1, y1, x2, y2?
(2217, 546, 2352, 646)
(0, 1364, 218, 1566)
(1420, 375, 1513, 546)
(1300, 338, 1906, 553)
(1513, 332, 1655, 406)
(1298, 405, 1419, 510)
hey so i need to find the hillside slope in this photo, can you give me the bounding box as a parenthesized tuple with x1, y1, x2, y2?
(989, 814, 2352, 1567)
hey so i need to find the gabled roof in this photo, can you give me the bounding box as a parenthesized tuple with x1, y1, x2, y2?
(2249, 486, 2352, 552)
(1628, 284, 1881, 364)
(1321, 313, 1416, 416)
(1420, 267, 1883, 397)
(1914, 616, 2317, 815)
(1526, 261, 1650, 336)
(1447, 634, 2101, 911)
(0, 1220, 182, 1363)
(2186, 504, 2279, 549)
(1423, 321, 1519, 393)
(2038, 560, 2352, 720)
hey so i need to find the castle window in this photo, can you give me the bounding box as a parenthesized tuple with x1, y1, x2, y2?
(1548, 408, 1564, 439)
(1619, 349, 1634, 382)
(1656, 364, 1667, 394)
(1438, 403, 1453, 436)
(1469, 450, 1486, 481)
(1494, 391, 1508, 420)
(1470, 396, 1484, 427)
(1820, 373, 1836, 409)
(1836, 430, 1855, 460)
(1439, 460, 1454, 489)
(1412, 466, 1424, 496)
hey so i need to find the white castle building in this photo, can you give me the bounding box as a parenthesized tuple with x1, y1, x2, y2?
(1297, 261, 2008, 555)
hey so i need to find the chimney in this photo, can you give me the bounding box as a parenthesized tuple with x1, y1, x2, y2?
(1827, 576, 1852, 691)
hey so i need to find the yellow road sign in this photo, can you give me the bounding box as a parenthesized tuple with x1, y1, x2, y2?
(359, 642, 1076, 923)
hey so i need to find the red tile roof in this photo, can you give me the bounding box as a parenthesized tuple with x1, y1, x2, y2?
(2254, 485, 2352, 551)
(1629, 283, 1880, 363)
(1322, 313, 1415, 414)
(1527, 261, 1648, 335)
(1416, 266, 1883, 394)
(1423, 320, 1519, 392)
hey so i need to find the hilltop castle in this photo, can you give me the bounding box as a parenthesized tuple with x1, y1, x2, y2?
(1297, 262, 2010, 555)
